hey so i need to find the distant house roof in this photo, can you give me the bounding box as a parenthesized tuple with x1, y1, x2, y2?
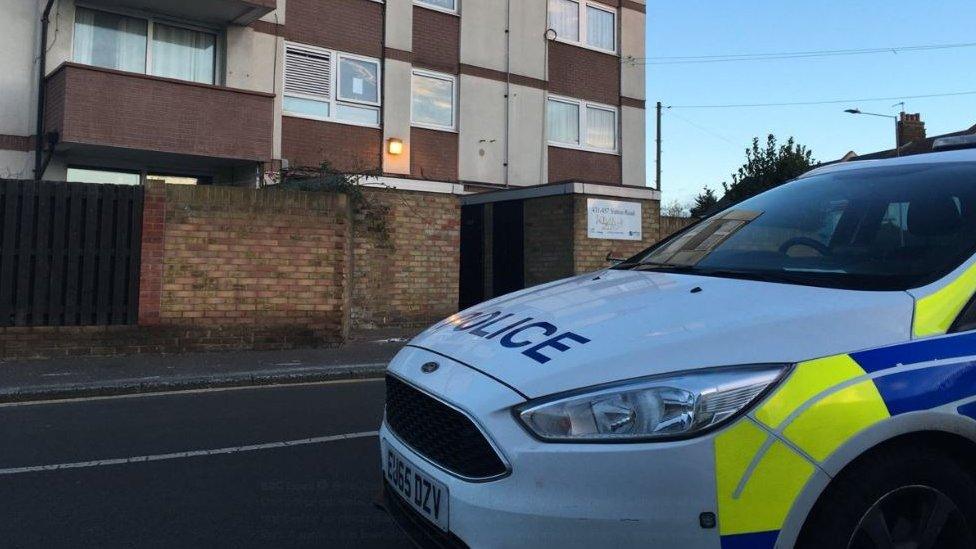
(845, 122, 976, 161)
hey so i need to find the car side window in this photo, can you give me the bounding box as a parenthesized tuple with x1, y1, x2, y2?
(950, 291, 976, 333)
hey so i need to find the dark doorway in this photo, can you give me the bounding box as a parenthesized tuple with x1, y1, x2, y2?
(458, 204, 485, 309)
(491, 200, 524, 297)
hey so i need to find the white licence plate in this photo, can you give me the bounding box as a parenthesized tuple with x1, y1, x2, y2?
(383, 439, 450, 531)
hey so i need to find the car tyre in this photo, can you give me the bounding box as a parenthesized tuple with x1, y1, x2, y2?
(796, 443, 976, 549)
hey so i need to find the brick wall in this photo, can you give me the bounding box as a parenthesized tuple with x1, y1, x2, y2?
(0, 178, 465, 359)
(46, 64, 274, 162)
(282, 0, 384, 57)
(351, 188, 460, 330)
(548, 41, 620, 105)
(282, 117, 382, 173)
(138, 183, 166, 325)
(413, 6, 460, 73)
(410, 128, 459, 181)
(572, 194, 660, 274)
(523, 194, 575, 286)
(155, 183, 349, 343)
(548, 147, 622, 185)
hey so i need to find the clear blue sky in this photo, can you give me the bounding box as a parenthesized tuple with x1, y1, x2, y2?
(646, 0, 976, 207)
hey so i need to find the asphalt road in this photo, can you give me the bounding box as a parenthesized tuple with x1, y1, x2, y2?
(0, 379, 412, 548)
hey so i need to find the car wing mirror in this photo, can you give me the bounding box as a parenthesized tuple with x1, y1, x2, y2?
(605, 251, 625, 265)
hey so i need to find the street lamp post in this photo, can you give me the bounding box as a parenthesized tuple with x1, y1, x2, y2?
(844, 108, 900, 157)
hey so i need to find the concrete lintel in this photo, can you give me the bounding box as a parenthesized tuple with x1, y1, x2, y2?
(363, 176, 469, 195)
(461, 182, 661, 206)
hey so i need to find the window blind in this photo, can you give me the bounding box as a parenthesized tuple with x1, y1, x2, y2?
(285, 45, 332, 100)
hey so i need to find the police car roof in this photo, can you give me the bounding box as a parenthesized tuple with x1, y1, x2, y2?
(800, 147, 976, 179)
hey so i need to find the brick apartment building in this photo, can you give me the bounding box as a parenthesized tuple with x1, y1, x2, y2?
(0, 0, 658, 357)
(1, 0, 650, 193)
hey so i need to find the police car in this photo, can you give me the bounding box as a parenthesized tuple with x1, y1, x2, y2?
(379, 139, 976, 549)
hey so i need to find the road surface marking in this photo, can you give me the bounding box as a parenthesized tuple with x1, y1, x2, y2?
(0, 431, 380, 476)
(0, 377, 384, 408)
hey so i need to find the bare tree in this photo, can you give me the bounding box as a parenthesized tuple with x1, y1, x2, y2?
(662, 199, 689, 218)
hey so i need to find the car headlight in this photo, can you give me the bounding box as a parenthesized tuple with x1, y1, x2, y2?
(515, 364, 790, 442)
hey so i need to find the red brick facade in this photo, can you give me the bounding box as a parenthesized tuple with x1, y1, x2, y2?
(282, 117, 382, 173)
(138, 183, 166, 325)
(548, 42, 621, 106)
(548, 147, 622, 185)
(45, 63, 274, 162)
(0, 135, 33, 152)
(281, 0, 384, 58)
(412, 6, 460, 73)
(410, 128, 459, 181)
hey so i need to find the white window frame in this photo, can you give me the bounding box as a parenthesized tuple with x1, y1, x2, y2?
(72, 3, 221, 85)
(410, 69, 458, 132)
(282, 41, 383, 129)
(414, 0, 459, 15)
(547, 0, 617, 55)
(546, 94, 618, 154)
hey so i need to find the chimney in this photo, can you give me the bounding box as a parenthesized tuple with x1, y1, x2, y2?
(897, 112, 926, 148)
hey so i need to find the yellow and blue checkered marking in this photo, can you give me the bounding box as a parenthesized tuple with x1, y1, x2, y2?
(715, 330, 976, 548)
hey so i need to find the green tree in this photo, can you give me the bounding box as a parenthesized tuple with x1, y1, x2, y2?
(722, 135, 815, 204)
(689, 186, 719, 217)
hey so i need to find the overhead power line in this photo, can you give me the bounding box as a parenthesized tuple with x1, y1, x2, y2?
(665, 110, 740, 148)
(667, 90, 976, 109)
(627, 41, 976, 65)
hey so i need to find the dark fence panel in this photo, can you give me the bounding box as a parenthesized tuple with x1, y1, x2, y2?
(0, 180, 143, 327)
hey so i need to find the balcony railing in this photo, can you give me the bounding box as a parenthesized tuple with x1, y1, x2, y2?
(45, 63, 273, 163)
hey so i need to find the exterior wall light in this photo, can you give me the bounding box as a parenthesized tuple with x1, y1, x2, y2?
(388, 138, 404, 155)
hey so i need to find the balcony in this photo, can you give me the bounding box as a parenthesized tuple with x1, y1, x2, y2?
(45, 63, 273, 167)
(80, 0, 275, 26)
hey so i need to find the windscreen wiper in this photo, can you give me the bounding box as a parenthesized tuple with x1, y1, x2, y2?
(690, 268, 815, 285)
(629, 262, 696, 271)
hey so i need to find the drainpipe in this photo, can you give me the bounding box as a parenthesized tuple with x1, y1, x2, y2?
(503, 0, 511, 188)
(34, 0, 57, 181)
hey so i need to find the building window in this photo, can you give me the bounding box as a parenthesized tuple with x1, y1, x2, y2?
(73, 8, 148, 74)
(283, 43, 382, 127)
(549, 0, 579, 42)
(73, 7, 217, 85)
(547, 96, 617, 153)
(547, 98, 580, 145)
(415, 0, 458, 14)
(411, 70, 456, 131)
(547, 0, 616, 53)
(151, 23, 216, 84)
(67, 167, 141, 186)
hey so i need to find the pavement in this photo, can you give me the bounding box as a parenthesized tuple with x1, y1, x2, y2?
(0, 378, 412, 548)
(0, 335, 411, 403)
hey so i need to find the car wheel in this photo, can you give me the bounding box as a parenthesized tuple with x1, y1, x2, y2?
(796, 443, 976, 549)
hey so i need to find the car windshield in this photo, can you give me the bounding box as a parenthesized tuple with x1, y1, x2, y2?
(621, 161, 976, 291)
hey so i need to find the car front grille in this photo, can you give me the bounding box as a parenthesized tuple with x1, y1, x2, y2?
(385, 375, 508, 480)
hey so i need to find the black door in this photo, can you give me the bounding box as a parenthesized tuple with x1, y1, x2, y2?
(458, 204, 485, 309)
(491, 200, 524, 298)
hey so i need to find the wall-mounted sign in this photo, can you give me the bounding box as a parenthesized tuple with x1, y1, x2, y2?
(587, 198, 642, 241)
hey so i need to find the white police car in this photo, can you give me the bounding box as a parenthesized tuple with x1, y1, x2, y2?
(379, 141, 976, 548)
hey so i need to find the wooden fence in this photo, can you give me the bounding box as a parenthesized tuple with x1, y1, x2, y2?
(0, 180, 143, 327)
(660, 215, 697, 241)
